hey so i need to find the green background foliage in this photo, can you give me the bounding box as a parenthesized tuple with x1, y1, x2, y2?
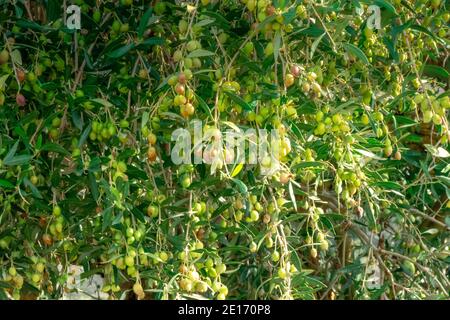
(0, 0, 449, 300)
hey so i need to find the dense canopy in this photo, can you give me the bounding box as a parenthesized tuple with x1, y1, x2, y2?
(0, 0, 449, 300)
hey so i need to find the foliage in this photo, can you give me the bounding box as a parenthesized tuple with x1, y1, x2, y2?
(0, 0, 449, 300)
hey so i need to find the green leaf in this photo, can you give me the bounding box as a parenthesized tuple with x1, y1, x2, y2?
(138, 37, 165, 47)
(273, 30, 281, 62)
(102, 207, 113, 232)
(193, 93, 213, 119)
(292, 161, 325, 170)
(88, 172, 99, 202)
(424, 145, 450, 158)
(354, 148, 384, 160)
(374, 0, 397, 15)
(0, 75, 9, 91)
(224, 91, 253, 111)
(137, 7, 153, 38)
(107, 44, 135, 59)
(231, 163, 244, 178)
(437, 176, 450, 186)
(35, 135, 42, 150)
(256, 15, 277, 32)
(409, 24, 438, 41)
(91, 98, 113, 108)
(445, 216, 450, 228)
(373, 181, 403, 190)
(141, 112, 150, 130)
(202, 11, 231, 30)
(78, 123, 92, 148)
(11, 50, 22, 65)
(310, 32, 326, 59)
(46, 0, 60, 22)
(288, 181, 297, 211)
(0, 179, 15, 189)
(40, 143, 70, 156)
(194, 19, 215, 28)
(4, 141, 19, 163)
(365, 203, 377, 230)
(187, 49, 215, 58)
(72, 110, 83, 131)
(343, 43, 369, 65)
(212, 203, 233, 217)
(88, 157, 102, 173)
(291, 26, 324, 38)
(23, 177, 42, 199)
(3, 155, 32, 166)
(282, 6, 296, 24)
(16, 19, 52, 31)
(130, 208, 146, 223)
(422, 228, 439, 235)
(231, 178, 248, 195)
(422, 65, 449, 81)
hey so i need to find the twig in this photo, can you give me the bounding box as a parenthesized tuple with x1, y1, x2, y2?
(410, 208, 450, 231)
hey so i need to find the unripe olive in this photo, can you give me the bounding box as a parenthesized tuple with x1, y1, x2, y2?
(186, 40, 197, 52)
(8, 267, 17, 276)
(179, 20, 188, 34)
(277, 267, 287, 279)
(112, 20, 121, 33)
(173, 50, 183, 62)
(285, 73, 295, 87)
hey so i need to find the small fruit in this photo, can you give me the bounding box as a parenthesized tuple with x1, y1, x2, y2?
(290, 65, 301, 77)
(112, 20, 121, 33)
(361, 114, 369, 125)
(196, 281, 208, 293)
(8, 267, 17, 276)
(175, 83, 185, 95)
(133, 282, 145, 299)
(310, 247, 318, 258)
(217, 293, 226, 300)
(402, 260, 416, 276)
(93, 10, 101, 23)
(285, 73, 295, 87)
(179, 20, 188, 34)
(53, 205, 61, 217)
(384, 145, 393, 157)
(35, 262, 45, 273)
(180, 278, 193, 292)
(181, 175, 191, 188)
(271, 251, 280, 262)
(159, 251, 169, 262)
(13, 275, 24, 288)
(138, 68, 148, 79)
(147, 205, 158, 218)
(0, 50, 9, 64)
(246, 0, 256, 11)
(154, 2, 167, 15)
(186, 40, 198, 52)
(147, 146, 157, 162)
(17, 69, 26, 82)
(31, 273, 41, 283)
(431, 0, 441, 9)
(249, 241, 257, 253)
(373, 111, 384, 122)
(250, 210, 259, 221)
(42, 234, 52, 246)
(277, 267, 287, 279)
(125, 256, 134, 267)
(16, 94, 26, 107)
